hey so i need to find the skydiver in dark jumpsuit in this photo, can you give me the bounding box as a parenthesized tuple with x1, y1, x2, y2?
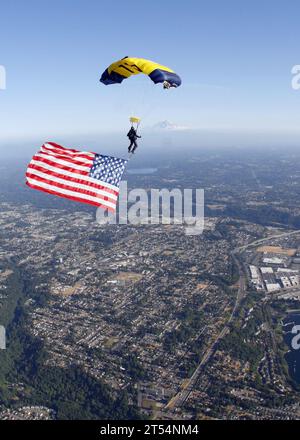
(127, 127, 141, 154)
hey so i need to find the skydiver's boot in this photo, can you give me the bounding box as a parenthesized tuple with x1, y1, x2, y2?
(131, 141, 138, 154)
(128, 141, 134, 153)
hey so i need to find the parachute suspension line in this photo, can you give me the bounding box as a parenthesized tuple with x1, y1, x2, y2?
(129, 116, 141, 134)
(99, 57, 181, 159)
(136, 119, 140, 135)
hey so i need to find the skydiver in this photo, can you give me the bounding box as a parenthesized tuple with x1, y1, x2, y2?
(127, 126, 141, 154)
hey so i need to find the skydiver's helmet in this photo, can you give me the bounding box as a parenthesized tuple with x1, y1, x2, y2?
(163, 81, 171, 89)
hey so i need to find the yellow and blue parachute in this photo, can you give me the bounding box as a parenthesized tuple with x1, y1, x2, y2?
(100, 56, 181, 88)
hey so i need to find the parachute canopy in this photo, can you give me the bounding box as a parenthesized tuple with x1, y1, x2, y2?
(100, 57, 181, 88)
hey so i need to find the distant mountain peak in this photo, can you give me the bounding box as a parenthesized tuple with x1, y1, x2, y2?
(152, 120, 188, 131)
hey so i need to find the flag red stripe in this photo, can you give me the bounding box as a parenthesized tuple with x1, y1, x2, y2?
(27, 163, 118, 196)
(46, 141, 95, 156)
(42, 144, 94, 161)
(38, 151, 94, 167)
(31, 155, 90, 176)
(26, 172, 117, 204)
(26, 181, 115, 211)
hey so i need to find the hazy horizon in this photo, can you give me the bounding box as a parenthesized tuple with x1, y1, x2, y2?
(1, 0, 300, 150)
(1, 125, 299, 161)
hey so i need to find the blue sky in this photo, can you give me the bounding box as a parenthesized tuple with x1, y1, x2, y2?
(0, 0, 300, 146)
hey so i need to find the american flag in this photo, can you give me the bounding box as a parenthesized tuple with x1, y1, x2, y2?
(26, 142, 127, 211)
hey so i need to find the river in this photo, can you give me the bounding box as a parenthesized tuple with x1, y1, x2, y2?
(127, 168, 157, 175)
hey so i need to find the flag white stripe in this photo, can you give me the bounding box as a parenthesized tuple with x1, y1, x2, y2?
(29, 159, 119, 192)
(40, 147, 94, 165)
(27, 168, 118, 201)
(35, 153, 92, 172)
(26, 177, 116, 209)
(44, 143, 95, 158)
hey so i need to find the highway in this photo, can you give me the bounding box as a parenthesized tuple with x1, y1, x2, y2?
(164, 250, 247, 412)
(236, 229, 300, 252)
(162, 229, 300, 415)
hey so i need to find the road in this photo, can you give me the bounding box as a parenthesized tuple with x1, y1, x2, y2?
(237, 229, 300, 252)
(163, 250, 246, 412)
(162, 229, 300, 415)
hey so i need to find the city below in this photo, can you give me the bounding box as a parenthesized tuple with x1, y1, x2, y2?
(0, 147, 300, 420)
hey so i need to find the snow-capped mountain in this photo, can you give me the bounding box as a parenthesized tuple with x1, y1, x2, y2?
(152, 120, 189, 131)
